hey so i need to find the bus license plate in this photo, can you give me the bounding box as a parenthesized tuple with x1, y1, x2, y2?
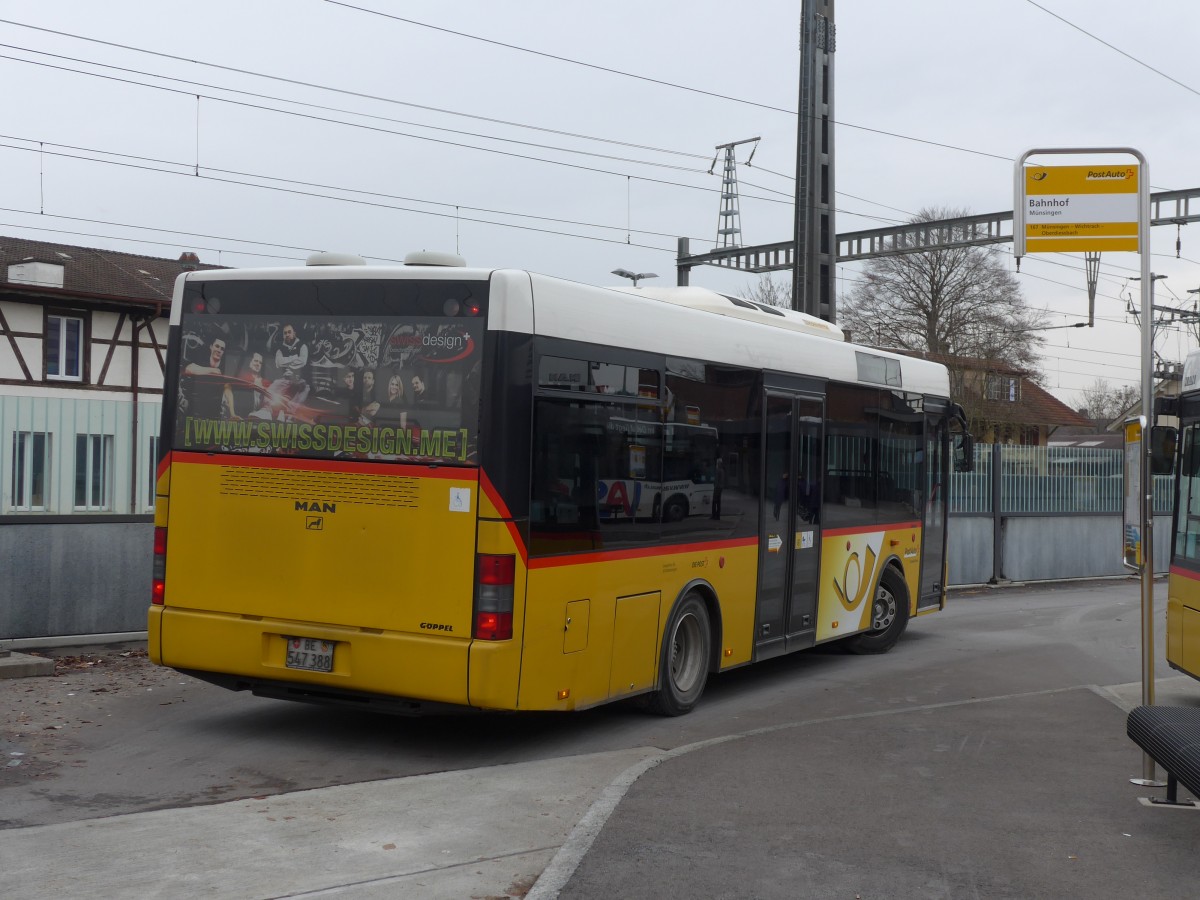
(285, 637, 334, 673)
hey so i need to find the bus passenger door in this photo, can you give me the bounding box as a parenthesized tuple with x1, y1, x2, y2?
(918, 413, 948, 611)
(757, 392, 823, 660)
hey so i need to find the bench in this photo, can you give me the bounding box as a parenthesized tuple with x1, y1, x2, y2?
(1126, 705, 1200, 805)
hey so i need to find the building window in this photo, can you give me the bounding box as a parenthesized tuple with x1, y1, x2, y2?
(985, 375, 1020, 402)
(11, 432, 50, 510)
(74, 434, 113, 510)
(47, 313, 85, 381)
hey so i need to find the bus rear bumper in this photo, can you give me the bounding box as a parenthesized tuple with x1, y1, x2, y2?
(156, 606, 472, 709)
(177, 668, 478, 716)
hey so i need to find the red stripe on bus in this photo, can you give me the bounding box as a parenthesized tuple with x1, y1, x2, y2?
(479, 470, 515, 521)
(1170, 565, 1200, 582)
(822, 521, 921, 537)
(156, 452, 172, 480)
(529, 536, 758, 569)
(478, 471, 528, 564)
(170, 451, 474, 480)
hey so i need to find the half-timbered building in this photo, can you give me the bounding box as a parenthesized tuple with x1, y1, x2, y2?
(1, 237, 222, 641)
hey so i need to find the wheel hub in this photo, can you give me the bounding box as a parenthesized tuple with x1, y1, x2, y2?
(871, 588, 897, 632)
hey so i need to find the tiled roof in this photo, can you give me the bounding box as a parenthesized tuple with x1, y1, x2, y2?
(891, 348, 1093, 428)
(974, 378, 1094, 428)
(0, 236, 224, 306)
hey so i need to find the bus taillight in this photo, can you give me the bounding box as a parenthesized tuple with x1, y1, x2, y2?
(152, 526, 167, 606)
(475, 554, 515, 641)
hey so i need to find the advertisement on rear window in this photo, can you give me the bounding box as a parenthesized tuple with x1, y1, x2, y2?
(174, 316, 482, 462)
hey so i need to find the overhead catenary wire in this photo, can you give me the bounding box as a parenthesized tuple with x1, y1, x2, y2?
(7, 13, 1183, 260)
(0, 11, 1190, 391)
(2, 10, 1190, 215)
(0, 40, 992, 229)
(0, 37, 979, 223)
(1023, 0, 1200, 99)
(5, 127, 1167, 334)
(0, 132, 907, 247)
(0, 15, 1012, 165)
(0, 142, 678, 252)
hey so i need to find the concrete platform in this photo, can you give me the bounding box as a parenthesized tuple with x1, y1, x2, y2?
(0, 650, 55, 679)
(1, 747, 658, 899)
(551, 685, 1200, 899)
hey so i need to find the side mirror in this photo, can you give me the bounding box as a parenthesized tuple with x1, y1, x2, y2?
(952, 433, 975, 473)
(1150, 425, 1178, 476)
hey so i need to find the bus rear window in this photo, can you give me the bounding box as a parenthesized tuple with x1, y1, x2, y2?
(171, 280, 484, 464)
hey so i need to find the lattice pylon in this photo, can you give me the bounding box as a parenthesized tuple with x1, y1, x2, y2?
(716, 147, 742, 249)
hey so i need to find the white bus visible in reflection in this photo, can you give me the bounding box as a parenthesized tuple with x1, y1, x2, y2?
(596, 420, 718, 521)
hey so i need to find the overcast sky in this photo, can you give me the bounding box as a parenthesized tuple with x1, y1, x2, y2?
(1, 0, 1197, 408)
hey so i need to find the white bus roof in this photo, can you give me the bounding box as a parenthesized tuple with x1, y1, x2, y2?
(171, 263, 950, 399)
(607, 285, 845, 341)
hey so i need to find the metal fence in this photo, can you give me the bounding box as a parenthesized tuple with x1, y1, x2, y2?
(0, 396, 1174, 521)
(950, 443, 1173, 516)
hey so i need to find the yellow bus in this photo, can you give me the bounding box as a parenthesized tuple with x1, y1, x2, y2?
(1167, 349, 1200, 682)
(149, 252, 972, 715)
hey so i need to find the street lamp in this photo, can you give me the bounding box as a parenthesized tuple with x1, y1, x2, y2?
(611, 268, 658, 287)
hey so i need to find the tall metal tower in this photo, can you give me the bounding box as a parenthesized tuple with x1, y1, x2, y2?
(713, 138, 759, 250)
(792, 0, 837, 320)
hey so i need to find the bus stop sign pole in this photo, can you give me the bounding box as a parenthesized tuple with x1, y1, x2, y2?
(1014, 147, 1161, 786)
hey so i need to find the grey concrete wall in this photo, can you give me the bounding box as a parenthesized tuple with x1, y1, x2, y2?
(947, 517, 994, 586)
(0, 516, 1175, 639)
(997, 516, 1126, 582)
(947, 514, 1171, 586)
(1, 522, 151, 639)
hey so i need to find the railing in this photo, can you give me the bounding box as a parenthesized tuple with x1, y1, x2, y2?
(0, 401, 1174, 520)
(949, 443, 1173, 515)
(0, 394, 161, 516)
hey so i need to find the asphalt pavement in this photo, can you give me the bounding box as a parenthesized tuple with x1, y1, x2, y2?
(4, 586, 1200, 899)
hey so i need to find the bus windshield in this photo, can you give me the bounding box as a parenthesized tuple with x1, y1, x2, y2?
(170, 279, 485, 464)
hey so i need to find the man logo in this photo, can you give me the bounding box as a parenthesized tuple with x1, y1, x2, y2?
(296, 500, 337, 513)
(306, 516, 324, 531)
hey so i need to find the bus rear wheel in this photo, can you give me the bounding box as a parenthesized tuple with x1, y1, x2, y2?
(845, 567, 909, 655)
(663, 496, 689, 523)
(646, 592, 711, 716)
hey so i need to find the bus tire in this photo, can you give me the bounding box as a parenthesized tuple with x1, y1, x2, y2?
(845, 567, 909, 655)
(646, 592, 711, 716)
(663, 495, 689, 523)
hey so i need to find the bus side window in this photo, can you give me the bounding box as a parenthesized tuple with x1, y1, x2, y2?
(530, 397, 665, 554)
(1176, 424, 1200, 561)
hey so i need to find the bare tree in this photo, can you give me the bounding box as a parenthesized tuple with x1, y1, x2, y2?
(839, 207, 1046, 374)
(1079, 378, 1139, 422)
(740, 275, 791, 309)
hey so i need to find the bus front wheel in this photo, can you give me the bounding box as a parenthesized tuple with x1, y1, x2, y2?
(845, 567, 909, 655)
(646, 592, 711, 716)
